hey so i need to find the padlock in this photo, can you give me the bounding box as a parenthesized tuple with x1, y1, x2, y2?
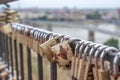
(16, 26, 24, 43)
(5, 9, 17, 15)
(0, 65, 7, 73)
(29, 29, 34, 49)
(113, 55, 120, 80)
(73, 40, 85, 78)
(32, 30, 39, 52)
(51, 40, 73, 69)
(39, 35, 63, 62)
(0, 13, 6, 21)
(0, 71, 10, 80)
(77, 41, 91, 80)
(71, 42, 81, 78)
(3, 23, 13, 34)
(98, 47, 118, 80)
(83, 42, 96, 80)
(92, 45, 108, 80)
(23, 27, 30, 46)
(88, 44, 102, 80)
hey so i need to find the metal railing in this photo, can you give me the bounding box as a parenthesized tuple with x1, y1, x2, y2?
(0, 22, 120, 80)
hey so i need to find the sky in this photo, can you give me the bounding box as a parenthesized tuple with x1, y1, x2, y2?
(7, 0, 120, 9)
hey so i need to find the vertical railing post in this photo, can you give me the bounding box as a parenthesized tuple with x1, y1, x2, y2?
(5, 35, 9, 69)
(50, 62, 57, 80)
(14, 39, 19, 80)
(1, 32, 4, 61)
(37, 54, 43, 80)
(9, 37, 14, 76)
(19, 43, 24, 80)
(3, 33, 7, 64)
(0, 31, 2, 59)
(27, 46, 32, 80)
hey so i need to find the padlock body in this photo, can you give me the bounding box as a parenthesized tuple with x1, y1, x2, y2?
(98, 69, 110, 80)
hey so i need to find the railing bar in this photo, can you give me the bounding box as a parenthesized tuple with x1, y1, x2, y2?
(1, 32, 4, 61)
(3, 33, 7, 64)
(14, 40, 19, 80)
(37, 54, 43, 80)
(6, 35, 9, 69)
(50, 62, 57, 80)
(27, 47, 32, 80)
(19, 43, 24, 80)
(0, 32, 2, 58)
(9, 37, 14, 76)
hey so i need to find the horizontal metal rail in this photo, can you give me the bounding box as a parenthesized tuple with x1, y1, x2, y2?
(11, 23, 119, 58)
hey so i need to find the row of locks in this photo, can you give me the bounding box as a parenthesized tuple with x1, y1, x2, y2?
(0, 9, 20, 23)
(1, 22, 120, 80)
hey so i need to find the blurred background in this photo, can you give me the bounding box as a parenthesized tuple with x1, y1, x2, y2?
(0, 0, 120, 80)
(1, 0, 120, 49)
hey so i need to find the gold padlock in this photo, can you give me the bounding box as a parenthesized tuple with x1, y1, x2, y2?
(98, 47, 118, 80)
(93, 45, 107, 80)
(32, 39, 39, 53)
(77, 41, 91, 80)
(3, 24, 13, 34)
(51, 41, 73, 69)
(71, 42, 81, 78)
(82, 43, 96, 80)
(39, 36, 62, 62)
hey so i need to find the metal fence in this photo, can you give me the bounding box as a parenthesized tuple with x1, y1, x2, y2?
(0, 23, 120, 80)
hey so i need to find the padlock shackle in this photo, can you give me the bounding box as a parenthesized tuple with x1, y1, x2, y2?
(78, 41, 86, 58)
(89, 44, 102, 63)
(94, 46, 108, 68)
(94, 45, 108, 58)
(100, 47, 118, 59)
(78, 41, 90, 59)
(113, 55, 120, 77)
(83, 42, 96, 59)
(75, 40, 84, 58)
(100, 47, 118, 70)
(74, 42, 81, 57)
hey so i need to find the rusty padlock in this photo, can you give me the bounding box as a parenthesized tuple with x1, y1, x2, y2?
(39, 35, 63, 62)
(98, 47, 118, 80)
(51, 40, 73, 69)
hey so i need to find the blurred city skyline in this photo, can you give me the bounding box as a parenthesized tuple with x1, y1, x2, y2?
(6, 0, 120, 9)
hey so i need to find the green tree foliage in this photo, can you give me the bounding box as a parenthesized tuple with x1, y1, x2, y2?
(104, 38, 119, 49)
(86, 11, 101, 20)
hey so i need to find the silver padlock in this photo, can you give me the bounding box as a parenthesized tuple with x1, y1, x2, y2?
(98, 47, 118, 80)
(113, 54, 120, 80)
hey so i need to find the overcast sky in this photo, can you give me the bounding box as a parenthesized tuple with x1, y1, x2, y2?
(7, 0, 120, 9)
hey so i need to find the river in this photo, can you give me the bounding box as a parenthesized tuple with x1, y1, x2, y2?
(24, 20, 120, 48)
